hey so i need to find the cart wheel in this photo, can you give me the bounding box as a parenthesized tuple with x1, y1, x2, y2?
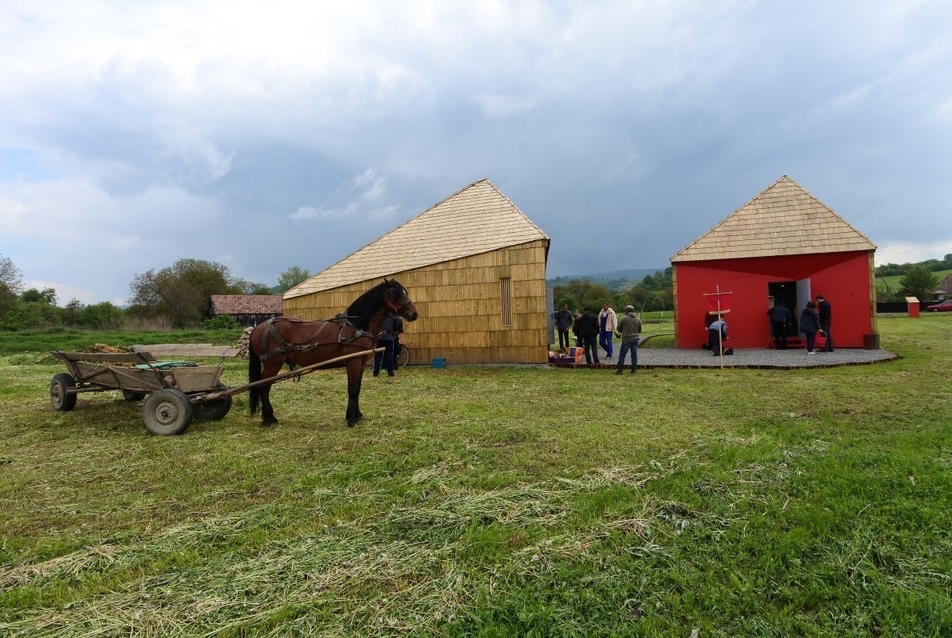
(142, 389, 193, 435)
(122, 389, 146, 402)
(50, 373, 77, 412)
(192, 384, 233, 421)
(396, 344, 410, 368)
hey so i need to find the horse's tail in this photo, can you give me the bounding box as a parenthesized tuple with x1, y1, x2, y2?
(248, 344, 262, 417)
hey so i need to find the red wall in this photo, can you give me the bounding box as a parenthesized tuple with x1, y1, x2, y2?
(673, 251, 873, 349)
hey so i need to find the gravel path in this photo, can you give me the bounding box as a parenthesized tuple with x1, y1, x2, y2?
(554, 346, 898, 369)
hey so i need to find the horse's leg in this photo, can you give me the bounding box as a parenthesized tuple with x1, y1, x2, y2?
(248, 346, 262, 417)
(345, 361, 365, 427)
(259, 361, 281, 426)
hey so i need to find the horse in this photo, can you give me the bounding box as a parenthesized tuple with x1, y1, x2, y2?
(248, 278, 418, 427)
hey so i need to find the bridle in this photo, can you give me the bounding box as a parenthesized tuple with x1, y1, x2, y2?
(384, 285, 413, 316)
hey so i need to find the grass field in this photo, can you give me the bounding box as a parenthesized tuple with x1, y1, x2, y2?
(1, 316, 951, 636)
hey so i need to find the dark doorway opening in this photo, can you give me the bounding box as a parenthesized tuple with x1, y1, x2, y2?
(768, 281, 799, 336)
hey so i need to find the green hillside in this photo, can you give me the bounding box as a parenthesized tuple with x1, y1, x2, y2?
(876, 269, 951, 297)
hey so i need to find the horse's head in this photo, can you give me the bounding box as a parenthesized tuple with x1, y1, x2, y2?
(383, 278, 418, 322)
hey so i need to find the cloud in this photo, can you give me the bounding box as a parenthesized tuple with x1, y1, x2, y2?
(1, 0, 951, 303)
(876, 240, 952, 267)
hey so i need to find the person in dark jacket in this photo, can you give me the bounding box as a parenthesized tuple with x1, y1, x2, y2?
(799, 301, 821, 354)
(571, 312, 582, 347)
(576, 307, 601, 365)
(816, 294, 834, 352)
(767, 303, 792, 350)
(554, 304, 574, 351)
(373, 312, 399, 377)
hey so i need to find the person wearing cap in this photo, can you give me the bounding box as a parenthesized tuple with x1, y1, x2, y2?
(614, 305, 642, 374)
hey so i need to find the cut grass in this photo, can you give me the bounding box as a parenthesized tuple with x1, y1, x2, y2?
(0, 315, 951, 636)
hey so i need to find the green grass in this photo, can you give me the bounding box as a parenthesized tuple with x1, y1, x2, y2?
(1, 316, 951, 636)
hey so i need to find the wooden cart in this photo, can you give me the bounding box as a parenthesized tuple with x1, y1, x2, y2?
(49, 350, 234, 435)
(49, 347, 382, 436)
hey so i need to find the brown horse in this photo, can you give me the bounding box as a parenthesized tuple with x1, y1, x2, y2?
(248, 278, 418, 427)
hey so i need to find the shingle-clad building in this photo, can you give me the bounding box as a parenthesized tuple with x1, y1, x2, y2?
(671, 176, 878, 349)
(284, 178, 551, 364)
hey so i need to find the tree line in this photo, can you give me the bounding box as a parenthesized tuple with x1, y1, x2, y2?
(875, 254, 952, 302)
(875, 254, 952, 277)
(552, 268, 674, 314)
(0, 255, 310, 331)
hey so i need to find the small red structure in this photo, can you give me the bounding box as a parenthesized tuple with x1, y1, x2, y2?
(670, 176, 877, 350)
(906, 297, 920, 318)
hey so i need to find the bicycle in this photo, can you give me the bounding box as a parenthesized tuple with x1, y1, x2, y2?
(367, 340, 410, 368)
(395, 340, 410, 368)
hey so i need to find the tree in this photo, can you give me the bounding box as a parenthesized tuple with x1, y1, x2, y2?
(80, 302, 124, 329)
(277, 266, 311, 293)
(552, 279, 612, 313)
(230, 279, 274, 295)
(129, 258, 235, 328)
(898, 265, 939, 301)
(21, 287, 57, 304)
(0, 255, 23, 322)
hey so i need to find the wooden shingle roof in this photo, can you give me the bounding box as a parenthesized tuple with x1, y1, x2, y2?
(285, 178, 550, 298)
(209, 295, 283, 315)
(671, 175, 876, 263)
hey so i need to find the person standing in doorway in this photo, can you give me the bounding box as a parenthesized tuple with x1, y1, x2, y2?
(554, 304, 574, 351)
(799, 301, 821, 355)
(598, 303, 617, 360)
(577, 307, 600, 365)
(614, 305, 642, 374)
(816, 294, 834, 352)
(767, 303, 792, 350)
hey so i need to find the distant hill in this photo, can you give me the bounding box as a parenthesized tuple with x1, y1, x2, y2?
(547, 268, 667, 289)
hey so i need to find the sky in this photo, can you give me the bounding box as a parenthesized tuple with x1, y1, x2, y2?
(1, 1, 951, 306)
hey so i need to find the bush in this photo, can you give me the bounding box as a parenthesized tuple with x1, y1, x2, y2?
(205, 315, 241, 330)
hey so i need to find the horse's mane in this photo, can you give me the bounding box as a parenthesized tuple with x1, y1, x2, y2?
(345, 279, 403, 329)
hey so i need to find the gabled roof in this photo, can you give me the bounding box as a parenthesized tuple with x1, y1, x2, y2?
(209, 295, 283, 315)
(286, 178, 549, 298)
(671, 175, 876, 263)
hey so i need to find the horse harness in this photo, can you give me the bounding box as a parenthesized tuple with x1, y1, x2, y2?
(256, 315, 377, 362)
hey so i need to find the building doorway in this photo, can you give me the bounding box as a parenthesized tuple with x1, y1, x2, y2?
(768, 281, 800, 337)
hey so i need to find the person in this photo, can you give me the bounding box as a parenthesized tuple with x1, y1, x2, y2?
(799, 301, 821, 355)
(554, 304, 574, 351)
(598, 303, 618, 360)
(702, 312, 717, 349)
(373, 311, 399, 377)
(767, 303, 792, 350)
(576, 307, 600, 365)
(816, 294, 834, 352)
(708, 315, 729, 356)
(571, 312, 582, 347)
(614, 305, 642, 374)
(392, 314, 405, 362)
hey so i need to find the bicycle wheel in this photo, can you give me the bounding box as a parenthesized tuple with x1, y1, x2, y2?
(396, 344, 410, 368)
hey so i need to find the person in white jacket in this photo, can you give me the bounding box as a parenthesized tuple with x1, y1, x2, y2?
(598, 303, 618, 360)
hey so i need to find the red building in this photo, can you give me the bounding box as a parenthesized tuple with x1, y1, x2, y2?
(670, 176, 878, 350)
